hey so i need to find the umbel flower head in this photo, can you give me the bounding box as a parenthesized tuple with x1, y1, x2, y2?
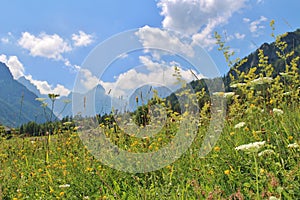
(272, 108, 284, 115)
(249, 77, 273, 86)
(234, 122, 246, 129)
(235, 141, 266, 153)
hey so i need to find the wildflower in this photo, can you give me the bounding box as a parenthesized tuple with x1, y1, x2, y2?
(59, 192, 65, 196)
(287, 143, 299, 148)
(212, 92, 235, 98)
(250, 77, 273, 86)
(272, 108, 284, 115)
(214, 146, 220, 152)
(258, 149, 275, 157)
(269, 196, 280, 200)
(35, 97, 46, 102)
(235, 141, 266, 152)
(230, 83, 246, 88)
(288, 136, 293, 141)
(59, 184, 70, 188)
(224, 170, 230, 175)
(234, 122, 246, 129)
(230, 132, 235, 136)
(279, 72, 292, 77)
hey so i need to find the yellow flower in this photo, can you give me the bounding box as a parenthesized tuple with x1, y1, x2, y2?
(244, 127, 249, 131)
(224, 170, 230, 175)
(288, 136, 293, 141)
(230, 132, 235, 136)
(260, 168, 265, 174)
(86, 167, 93, 172)
(158, 137, 163, 142)
(59, 192, 64, 196)
(214, 146, 220, 152)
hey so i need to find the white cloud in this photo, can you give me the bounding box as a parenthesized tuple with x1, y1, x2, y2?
(76, 55, 204, 98)
(18, 32, 72, 60)
(157, 0, 246, 34)
(78, 69, 101, 91)
(157, 0, 246, 50)
(1, 37, 9, 44)
(99, 56, 204, 97)
(243, 18, 251, 23)
(247, 16, 268, 36)
(72, 31, 94, 47)
(25, 75, 70, 97)
(235, 32, 246, 40)
(135, 26, 194, 57)
(0, 54, 25, 79)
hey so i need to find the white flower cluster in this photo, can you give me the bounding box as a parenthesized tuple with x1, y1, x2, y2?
(258, 149, 275, 157)
(234, 122, 246, 129)
(230, 83, 246, 88)
(59, 184, 70, 188)
(235, 141, 266, 152)
(212, 92, 235, 98)
(250, 77, 273, 86)
(272, 108, 284, 115)
(287, 143, 299, 149)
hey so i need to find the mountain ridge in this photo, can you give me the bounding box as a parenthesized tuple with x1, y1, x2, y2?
(0, 62, 55, 127)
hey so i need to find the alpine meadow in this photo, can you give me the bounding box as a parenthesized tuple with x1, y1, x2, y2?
(0, 20, 299, 200)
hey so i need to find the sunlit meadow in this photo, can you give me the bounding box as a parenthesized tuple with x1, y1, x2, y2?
(0, 23, 299, 199)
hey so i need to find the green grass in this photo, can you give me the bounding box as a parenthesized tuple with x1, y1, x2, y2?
(0, 102, 299, 199)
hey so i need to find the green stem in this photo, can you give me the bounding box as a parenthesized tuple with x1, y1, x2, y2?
(253, 152, 260, 200)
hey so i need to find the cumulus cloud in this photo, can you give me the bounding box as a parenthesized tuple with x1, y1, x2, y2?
(18, 32, 72, 60)
(72, 31, 94, 47)
(0, 54, 25, 79)
(78, 69, 101, 91)
(111, 56, 203, 97)
(157, 0, 246, 49)
(77, 55, 203, 97)
(235, 32, 246, 40)
(243, 18, 251, 23)
(25, 75, 70, 97)
(1, 37, 9, 44)
(244, 16, 268, 37)
(250, 16, 268, 33)
(136, 26, 194, 57)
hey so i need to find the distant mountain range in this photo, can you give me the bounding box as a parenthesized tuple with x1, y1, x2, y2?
(17, 76, 73, 118)
(0, 62, 55, 127)
(1, 29, 299, 127)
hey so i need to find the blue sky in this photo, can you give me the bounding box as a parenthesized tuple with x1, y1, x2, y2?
(0, 0, 299, 97)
